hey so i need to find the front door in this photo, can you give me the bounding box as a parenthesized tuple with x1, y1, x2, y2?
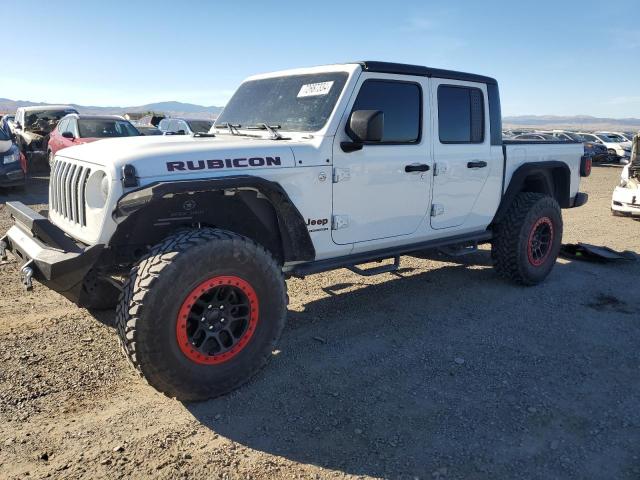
(331, 74, 432, 245)
(430, 79, 491, 230)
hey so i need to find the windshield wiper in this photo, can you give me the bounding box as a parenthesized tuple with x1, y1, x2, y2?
(246, 123, 285, 140)
(214, 122, 242, 135)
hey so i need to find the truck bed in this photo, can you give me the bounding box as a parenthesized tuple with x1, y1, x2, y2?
(502, 140, 583, 199)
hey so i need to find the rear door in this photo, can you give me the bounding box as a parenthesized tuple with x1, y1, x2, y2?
(430, 80, 491, 229)
(331, 74, 432, 245)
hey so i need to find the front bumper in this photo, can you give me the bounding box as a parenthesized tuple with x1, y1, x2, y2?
(611, 186, 640, 215)
(0, 202, 103, 302)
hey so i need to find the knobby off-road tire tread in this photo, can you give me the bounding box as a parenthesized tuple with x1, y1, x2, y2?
(491, 192, 561, 286)
(115, 228, 287, 400)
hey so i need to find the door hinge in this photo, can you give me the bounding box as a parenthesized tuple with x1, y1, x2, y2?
(434, 163, 448, 176)
(431, 204, 445, 217)
(333, 168, 351, 183)
(332, 215, 350, 230)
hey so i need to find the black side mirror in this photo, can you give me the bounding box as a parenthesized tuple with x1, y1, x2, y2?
(62, 131, 74, 139)
(342, 110, 384, 153)
(177, 130, 186, 135)
(347, 110, 384, 142)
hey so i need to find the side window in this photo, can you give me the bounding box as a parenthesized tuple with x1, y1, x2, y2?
(438, 85, 485, 143)
(351, 80, 421, 143)
(168, 120, 179, 132)
(57, 118, 69, 133)
(68, 119, 79, 137)
(159, 119, 169, 131)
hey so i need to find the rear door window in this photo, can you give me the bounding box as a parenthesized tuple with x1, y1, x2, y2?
(437, 85, 485, 143)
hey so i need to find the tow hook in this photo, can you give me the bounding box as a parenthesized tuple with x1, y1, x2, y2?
(20, 261, 34, 291)
(0, 237, 7, 261)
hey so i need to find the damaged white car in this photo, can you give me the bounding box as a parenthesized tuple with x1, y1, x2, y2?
(611, 133, 640, 216)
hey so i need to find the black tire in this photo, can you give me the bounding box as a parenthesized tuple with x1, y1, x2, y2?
(116, 228, 287, 401)
(79, 270, 121, 310)
(491, 192, 563, 285)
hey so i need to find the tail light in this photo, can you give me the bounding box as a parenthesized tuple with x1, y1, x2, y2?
(580, 155, 592, 177)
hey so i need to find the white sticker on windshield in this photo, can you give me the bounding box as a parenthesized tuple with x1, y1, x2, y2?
(297, 81, 334, 98)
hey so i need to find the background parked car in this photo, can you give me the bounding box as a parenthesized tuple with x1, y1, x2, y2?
(578, 132, 631, 163)
(134, 124, 163, 136)
(544, 130, 609, 162)
(512, 133, 558, 141)
(0, 122, 26, 188)
(47, 114, 140, 165)
(13, 105, 78, 171)
(158, 117, 214, 135)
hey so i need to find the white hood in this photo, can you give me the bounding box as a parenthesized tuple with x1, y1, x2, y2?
(54, 134, 300, 181)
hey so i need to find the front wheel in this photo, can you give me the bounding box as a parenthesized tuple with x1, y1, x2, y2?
(116, 228, 287, 401)
(491, 193, 563, 285)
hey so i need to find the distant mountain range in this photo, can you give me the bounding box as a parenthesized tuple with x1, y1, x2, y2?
(1, 98, 639, 131)
(504, 115, 640, 131)
(0, 98, 223, 119)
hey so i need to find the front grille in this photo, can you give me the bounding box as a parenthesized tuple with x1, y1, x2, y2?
(50, 159, 91, 226)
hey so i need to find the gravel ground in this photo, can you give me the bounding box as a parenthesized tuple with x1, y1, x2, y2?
(0, 167, 639, 479)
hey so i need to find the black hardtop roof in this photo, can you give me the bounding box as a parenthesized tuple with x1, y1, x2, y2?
(356, 61, 497, 85)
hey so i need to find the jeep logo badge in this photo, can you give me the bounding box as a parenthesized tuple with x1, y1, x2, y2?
(183, 199, 197, 211)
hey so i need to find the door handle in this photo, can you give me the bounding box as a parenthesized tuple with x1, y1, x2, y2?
(405, 164, 430, 173)
(467, 161, 487, 169)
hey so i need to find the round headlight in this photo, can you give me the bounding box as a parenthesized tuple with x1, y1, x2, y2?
(100, 175, 110, 201)
(85, 171, 109, 209)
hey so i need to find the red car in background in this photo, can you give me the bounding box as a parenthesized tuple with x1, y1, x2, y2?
(47, 114, 140, 166)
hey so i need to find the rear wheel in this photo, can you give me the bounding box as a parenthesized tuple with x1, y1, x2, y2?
(116, 228, 286, 401)
(491, 193, 562, 285)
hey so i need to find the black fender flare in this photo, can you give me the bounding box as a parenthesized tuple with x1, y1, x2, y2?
(492, 161, 571, 225)
(112, 175, 315, 263)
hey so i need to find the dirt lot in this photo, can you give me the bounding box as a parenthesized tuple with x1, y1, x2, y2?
(0, 167, 639, 479)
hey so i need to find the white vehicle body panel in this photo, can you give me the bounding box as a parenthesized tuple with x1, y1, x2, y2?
(611, 135, 640, 215)
(44, 63, 585, 266)
(331, 72, 433, 245)
(429, 78, 497, 230)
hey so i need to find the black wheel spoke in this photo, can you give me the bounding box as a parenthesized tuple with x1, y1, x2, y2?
(183, 283, 252, 359)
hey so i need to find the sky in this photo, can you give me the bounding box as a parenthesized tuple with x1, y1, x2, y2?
(3, 0, 639, 117)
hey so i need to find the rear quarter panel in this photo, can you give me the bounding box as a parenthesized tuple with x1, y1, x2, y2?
(504, 142, 582, 198)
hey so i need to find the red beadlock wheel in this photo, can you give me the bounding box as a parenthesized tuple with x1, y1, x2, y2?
(176, 276, 259, 365)
(527, 216, 554, 267)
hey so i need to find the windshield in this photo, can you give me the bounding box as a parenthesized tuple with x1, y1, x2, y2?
(25, 110, 76, 133)
(601, 134, 625, 143)
(561, 132, 584, 141)
(186, 120, 213, 133)
(217, 72, 349, 132)
(0, 125, 10, 141)
(78, 119, 140, 138)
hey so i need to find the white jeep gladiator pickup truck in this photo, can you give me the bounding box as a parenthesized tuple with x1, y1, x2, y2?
(1, 61, 590, 401)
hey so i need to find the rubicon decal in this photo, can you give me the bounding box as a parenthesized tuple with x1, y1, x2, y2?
(167, 157, 281, 172)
